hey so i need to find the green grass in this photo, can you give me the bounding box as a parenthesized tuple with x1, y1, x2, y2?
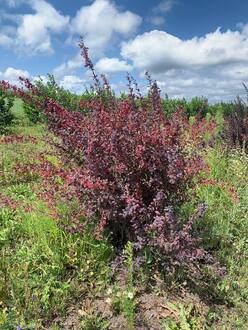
(0, 103, 113, 329)
(194, 146, 248, 328)
(0, 101, 247, 329)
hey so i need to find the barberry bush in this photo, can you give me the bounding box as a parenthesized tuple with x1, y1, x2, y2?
(223, 93, 248, 153)
(1, 40, 211, 268)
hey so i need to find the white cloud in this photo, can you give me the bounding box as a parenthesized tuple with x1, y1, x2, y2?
(32, 75, 48, 83)
(53, 0, 141, 77)
(0, 67, 30, 84)
(219, 64, 248, 80)
(58, 75, 85, 93)
(0, 67, 85, 94)
(155, 0, 176, 13)
(153, 71, 245, 102)
(17, 15, 52, 54)
(53, 53, 83, 78)
(4, 0, 21, 7)
(2, 0, 248, 102)
(3, 67, 30, 80)
(120, 26, 248, 102)
(71, 0, 142, 53)
(95, 57, 132, 73)
(148, 0, 176, 26)
(4, 0, 28, 7)
(149, 16, 166, 26)
(121, 28, 248, 72)
(0, 0, 69, 54)
(0, 33, 13, 47)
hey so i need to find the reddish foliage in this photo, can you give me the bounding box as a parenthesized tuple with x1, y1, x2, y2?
(188, 115, 217, 148)
(1, 134, 37, 145)
(223, 95, 248, 152)
(0, 40, 215, 267)
(0, 192, 22, 210)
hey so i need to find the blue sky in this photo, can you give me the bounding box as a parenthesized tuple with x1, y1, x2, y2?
(1, 0, 248, 101)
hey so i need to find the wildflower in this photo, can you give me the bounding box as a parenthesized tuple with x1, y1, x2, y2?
(127, 291, 134, 299)
(105, 297, 112, 304)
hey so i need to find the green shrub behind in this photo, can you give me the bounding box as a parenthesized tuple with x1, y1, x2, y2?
(23, 74, 83, 123)
(0, 88, 14, 131)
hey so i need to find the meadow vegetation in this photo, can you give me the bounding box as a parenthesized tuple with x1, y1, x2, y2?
(0, 41, 248, 329)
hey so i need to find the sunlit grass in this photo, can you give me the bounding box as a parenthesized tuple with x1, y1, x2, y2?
(0, 100, 247, 329)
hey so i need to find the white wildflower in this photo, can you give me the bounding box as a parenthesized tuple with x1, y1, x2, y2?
(127, 291, 134, 299)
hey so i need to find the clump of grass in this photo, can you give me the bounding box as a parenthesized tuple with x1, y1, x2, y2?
(0, 107, 113, 329)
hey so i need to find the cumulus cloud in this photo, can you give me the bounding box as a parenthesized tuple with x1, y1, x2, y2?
(156, 73, 246, 102)
(3, 0, 27, 7)
(95, 57, 132, 73)
(70, 0, 141, 53)
(58, 75, 85, 93)
(54, 0, 141, 76)
(53, 53, 83, 78)
(136, 65, 246, 102)
(218, 64, 248, 80)
(155, 0, 177, 13)
(0, 67, 30, 84)
(4, 0, 21, 7)
(0, 0, 69, 54)
(0, 33, 13, 47)
(149, 16, 166, 26)
(59, 75, 85, 89)
(121, 28, 248, 72)
(2, 0, 248, 102)
(32, 75, 48, 83)
(148, 0, 177, 26)
(120, 26, 248, 102)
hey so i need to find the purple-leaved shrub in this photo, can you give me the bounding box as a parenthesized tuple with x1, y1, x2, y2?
(0, 40, 211, 268)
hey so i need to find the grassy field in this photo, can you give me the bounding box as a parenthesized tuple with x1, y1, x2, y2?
(0, 101, 248, 329)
